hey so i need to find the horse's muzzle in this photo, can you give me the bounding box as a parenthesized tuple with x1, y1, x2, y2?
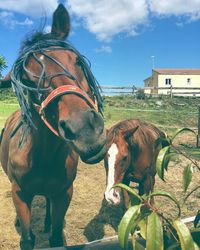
(80, 139, 107, 164)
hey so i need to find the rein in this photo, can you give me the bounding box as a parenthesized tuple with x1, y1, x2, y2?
(10, 39, 103, 145)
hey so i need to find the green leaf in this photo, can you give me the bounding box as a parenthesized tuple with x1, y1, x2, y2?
(156, 146, 170, 180)
(183, 163, 193, 192)
(118, 205, 141, 249)
(138, 219, 147, 240)
(166, 242, 180, 250)
(173, 220, 196, 250)
(194, 210, 200, 228)
(114, 183, 142, 204)
(150, 190, 181, 217)
(146, 212, 164, 250)
(132, 236, 145, 250)
(171, 128, 196, 142)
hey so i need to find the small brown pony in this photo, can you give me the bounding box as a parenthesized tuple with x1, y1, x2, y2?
(104, 119, 167, 207)
(0, 4, 107, 249)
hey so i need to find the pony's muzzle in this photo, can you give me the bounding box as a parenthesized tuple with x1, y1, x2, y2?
(105, 188, 121, 205)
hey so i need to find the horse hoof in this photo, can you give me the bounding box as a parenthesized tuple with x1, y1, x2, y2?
(20, 233, 35, 250)
(49, 236, 64, 247)
(20, 239, 34, 250)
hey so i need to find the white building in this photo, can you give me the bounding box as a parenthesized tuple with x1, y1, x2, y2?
(144, 69, 200, 96)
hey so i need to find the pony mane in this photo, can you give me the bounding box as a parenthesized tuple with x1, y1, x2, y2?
(108, 119, 164, 146)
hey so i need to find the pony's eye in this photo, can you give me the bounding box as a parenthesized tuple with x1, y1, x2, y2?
(121, 155, 128, 162)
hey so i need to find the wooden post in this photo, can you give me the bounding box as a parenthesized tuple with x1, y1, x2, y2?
(170, 85, 173, 98)
(197, 106, 200, 148)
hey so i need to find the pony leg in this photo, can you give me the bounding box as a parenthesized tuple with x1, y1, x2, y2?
(123, 178, 130, 209)
(44, 197, 51, 233)
(12, 182, 35, 250)
(49, 185, 73, 247)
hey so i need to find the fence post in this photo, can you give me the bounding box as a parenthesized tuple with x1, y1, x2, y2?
(170, 85, 173, 98)
(197, 106, 200, 148)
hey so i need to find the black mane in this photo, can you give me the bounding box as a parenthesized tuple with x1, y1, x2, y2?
(20, 31, 59, 52)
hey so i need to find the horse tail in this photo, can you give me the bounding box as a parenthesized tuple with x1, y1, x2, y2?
(0, 128, 5, 144)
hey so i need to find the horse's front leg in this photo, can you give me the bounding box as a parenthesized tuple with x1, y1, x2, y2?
(49, 185, 73, 247)
(139, 174, 155, 204)
(44, 197, 51, 233)
(12, 182, 35, 250)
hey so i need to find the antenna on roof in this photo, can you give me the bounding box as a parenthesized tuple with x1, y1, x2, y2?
(151, 55, 155, 69)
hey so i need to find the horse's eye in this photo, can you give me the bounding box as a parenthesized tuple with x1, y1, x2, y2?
(121, 155, 128, 162)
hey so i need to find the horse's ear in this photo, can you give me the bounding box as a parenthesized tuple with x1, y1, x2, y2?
(122, 126, 139, 141)
(0, 72, 11, 88)
(51, 4, 70, 40)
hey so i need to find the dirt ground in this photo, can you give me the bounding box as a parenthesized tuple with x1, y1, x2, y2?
(0, 135, 199, 250)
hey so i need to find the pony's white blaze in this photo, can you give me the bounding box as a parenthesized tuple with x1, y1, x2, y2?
(105, 143, 121, 204)
(40, 55, 44, 60)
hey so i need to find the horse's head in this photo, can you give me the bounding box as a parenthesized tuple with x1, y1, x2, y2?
(7, 4, 107, 164)
(104, 126, 139, 205)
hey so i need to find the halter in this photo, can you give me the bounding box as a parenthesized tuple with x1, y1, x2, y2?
(10, 39, 103, 145)
(39, 85, 97, 137)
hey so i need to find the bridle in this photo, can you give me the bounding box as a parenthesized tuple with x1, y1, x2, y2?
(10, 39, 102, 145)
(39, 85, 97, 137)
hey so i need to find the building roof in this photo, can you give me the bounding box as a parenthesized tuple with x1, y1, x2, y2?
(143, 76, 152, 82)
(153, 68, 200, 75)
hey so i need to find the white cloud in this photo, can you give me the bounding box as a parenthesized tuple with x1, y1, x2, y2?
(0, 11, 33, 28)
(149, 0, 200, 21)
(0, 0, 200, 40)
(0, 0, 59, 17)
(66, 0, 200, 41)
(95, 45, 112, 53)
(66, 0, 148, 41)
(44, 25, 51, 33)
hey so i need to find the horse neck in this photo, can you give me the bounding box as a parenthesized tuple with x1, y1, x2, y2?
(31, 107, 65, 155)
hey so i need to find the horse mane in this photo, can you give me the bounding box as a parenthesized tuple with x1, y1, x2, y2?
(20, 31, 58, 52)
(107, 119, 165, 146)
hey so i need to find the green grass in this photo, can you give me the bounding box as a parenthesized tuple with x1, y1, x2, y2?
(0, 102, 19, 129)
(103, 95, 198, 137)
(0, 91, 199, 137)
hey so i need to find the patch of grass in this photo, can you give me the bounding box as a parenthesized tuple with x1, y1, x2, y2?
(103, 95, 198, 130)
(0, 102, 19, 129)
(0, 89, 17, 103)
(0, 91, 199, 134)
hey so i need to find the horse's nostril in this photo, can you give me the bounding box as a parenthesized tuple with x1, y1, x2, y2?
(113, 191, 119, 198)
(59, 120, 76, 140)
(88, 109, 104, 132)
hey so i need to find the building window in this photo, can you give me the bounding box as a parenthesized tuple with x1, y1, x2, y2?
(165, 78, 171, 85)
(187, 78, 191, 84)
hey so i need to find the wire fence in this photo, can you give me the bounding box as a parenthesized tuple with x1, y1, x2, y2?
(100, 85, 200, 97)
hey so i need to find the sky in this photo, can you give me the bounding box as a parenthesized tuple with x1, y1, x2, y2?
(0, 0, 200, 87)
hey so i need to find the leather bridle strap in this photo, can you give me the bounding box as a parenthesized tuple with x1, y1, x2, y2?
(39, 85, 97, 137)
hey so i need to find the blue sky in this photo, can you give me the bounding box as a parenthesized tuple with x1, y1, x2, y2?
(0, 0, 200, 87)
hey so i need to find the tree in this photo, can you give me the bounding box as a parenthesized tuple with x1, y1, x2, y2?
(0, 55, 7, 78)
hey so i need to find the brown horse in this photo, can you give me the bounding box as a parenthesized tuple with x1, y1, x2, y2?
(0, 4, 107, 249)
(104, 119, 167, 207)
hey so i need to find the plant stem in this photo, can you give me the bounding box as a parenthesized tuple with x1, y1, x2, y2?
(172, 144, 200, 171)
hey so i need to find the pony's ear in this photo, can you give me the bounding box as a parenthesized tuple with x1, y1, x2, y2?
(122, 126, 139, 141)
(0, 72, 11, 88)
(51, 4, 70, 40)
